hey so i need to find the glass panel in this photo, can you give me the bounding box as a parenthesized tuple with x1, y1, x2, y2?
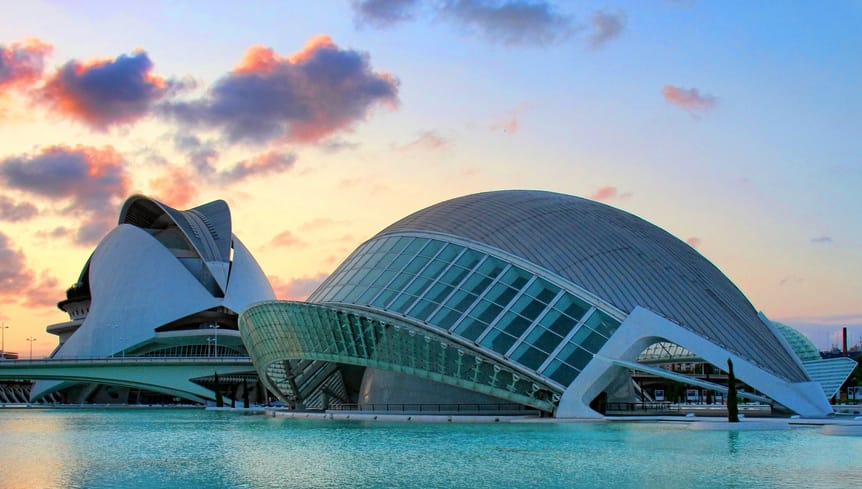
(389, 236, 413, 254)
(435, 243, 462, 262)
(389, 292, 418, 313)
(500, 267, 530, 290)
(485, 282, 518, 307)
(570, 325, 593, 348)
(455, 250, 482, 269)
(580, 330, 607, 353)
(439, 265, 469, 286)
(387, 253, 412, 271)
(558, 294, 590, 321)
(526, 278, 558, 304)
(471, 300, 503, 324)
(540, 309, 572, 337)
(404, 255, 431, 274)
(371, 288, 398, 309)
(421, 259, 448, 280)
(525, 326, 563, 354)
(462, 274, 493, 296)
(408, 298, 438, 321)
(511, 295, 546, 321)
(373, 269, 396, 287)
(418, 239, 443, 258)
(356, 286, 381, 304)
(404, 276, 432, 297)
(476, 257, 506, 279)
(584, 310, 621, 338)
(497, 310, 533, 338)
(480, 328, 518, 355)
(403, 238, 424, 255)
(545, 360, 578, 386)
(425, 282, 454, 305)
(563, 345, 593, 371)
(430, 307, 463, 329)
(456, 319, 487, 341)
(376, 237, 399, 254)
(513, 343, 546, 370)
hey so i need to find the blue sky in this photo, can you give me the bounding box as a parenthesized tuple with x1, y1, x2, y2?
(0, 1, 859, 354)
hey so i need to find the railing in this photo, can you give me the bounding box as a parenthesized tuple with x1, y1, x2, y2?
(0, 356, 253, 366)
(328, 402, 536, 414)
(604, 402, 681, 414)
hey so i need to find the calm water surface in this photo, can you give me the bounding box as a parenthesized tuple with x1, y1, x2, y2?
(0, 409, 858, 489)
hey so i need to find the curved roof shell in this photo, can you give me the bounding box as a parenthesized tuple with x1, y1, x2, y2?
(32, 196, 275, 400)
(376, 190, 807, 382)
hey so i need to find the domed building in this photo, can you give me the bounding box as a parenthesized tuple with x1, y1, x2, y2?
(239, 190, 832, 417)
(33, 195, 275, 404)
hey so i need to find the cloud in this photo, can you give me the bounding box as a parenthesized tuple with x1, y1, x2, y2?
(588, 10, 625, 49)
(219, 151, 296, 182)
(37, 50, 174, 130)
(161, 35, 399, 145)
(490, 104, 528, 134)
(352, 0, 421, 27)
(685, 237, 701, 248)
(590, 186, 632, 201)
(0, 232, 60, 307)
(269, 273, 328, 300)
(810, 236, 833, 244)
(0, 38, 52, 91)
(397, 130, 450, 152)
(779, 275, 804, 287)
(439, 0, 574, 46)
(299, 217, 347, 232)
(0, 145, 130, 210)
(662, 85, 717, 114)
(0, 145, 131, 245)
(148, 165, 200, 208)
(0, 196, 38, 222)
(269, 230, 306, 248)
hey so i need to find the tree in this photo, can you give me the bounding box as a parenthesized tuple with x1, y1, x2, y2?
(727, 359, 739, 423)
(214, 372, 224, 408)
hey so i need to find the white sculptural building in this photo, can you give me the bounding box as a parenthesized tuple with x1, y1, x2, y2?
(33, 195, 275, 403)
(240, 190, 842, 417)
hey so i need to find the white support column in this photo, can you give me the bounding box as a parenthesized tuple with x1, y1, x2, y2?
(556, 306, 832, 418)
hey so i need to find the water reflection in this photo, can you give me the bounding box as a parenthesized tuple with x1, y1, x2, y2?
(0, 410, 859, 489)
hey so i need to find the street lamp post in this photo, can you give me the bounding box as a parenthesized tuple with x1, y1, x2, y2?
(207, 337, 215, 357)
(1, 322, 9, 359)
(25, 337, 36, 360)
(209, 323, 220, 358)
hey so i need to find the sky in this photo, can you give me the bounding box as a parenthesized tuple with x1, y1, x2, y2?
(0, 0, 859, 357)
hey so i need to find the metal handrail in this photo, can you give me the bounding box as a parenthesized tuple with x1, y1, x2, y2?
(328, 402, 533, 413)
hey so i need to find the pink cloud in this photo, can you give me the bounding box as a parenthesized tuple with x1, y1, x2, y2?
(0, 196, 37, 222)
(397, 130, 450, 152)
(38, 50, 174, 130)
(269, 273, 329, 300)
(0, 38, 52, 91)
(163, 35, 400, 145)
(590, 186, 632, 202)
(686, 237, 701, 248)
(269, 230, 306, 248)
(148, 166, 199, 208)
(0, 145, 131, 244)
(0, 232, 61, 307)
(662, 85, 717, 114)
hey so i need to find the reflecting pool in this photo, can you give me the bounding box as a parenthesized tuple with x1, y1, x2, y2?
(0, 409, 858, 489)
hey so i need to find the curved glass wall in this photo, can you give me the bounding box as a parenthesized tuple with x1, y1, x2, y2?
(311, 235, 622, 388)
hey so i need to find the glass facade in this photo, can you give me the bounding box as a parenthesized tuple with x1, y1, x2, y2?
(311, 236, 622, 388)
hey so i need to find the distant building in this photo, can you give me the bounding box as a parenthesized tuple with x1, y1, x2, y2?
(33, 195, 274, 403)
(241, 190, 833, 417)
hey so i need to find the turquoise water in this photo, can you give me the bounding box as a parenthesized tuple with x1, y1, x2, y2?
(0, 409, 858, 489)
